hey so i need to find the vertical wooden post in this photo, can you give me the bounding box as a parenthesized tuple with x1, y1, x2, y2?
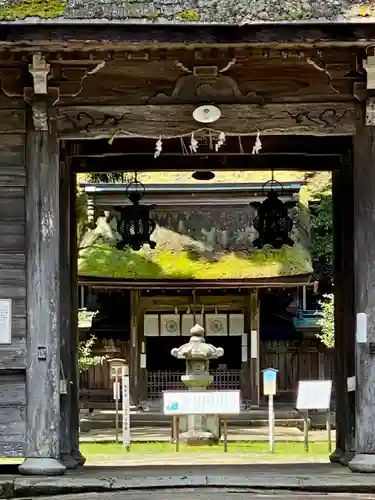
(138, 304, 147, 402)
(58, 158, 77, 469)
(19, 91, 66, 475)
(330, 170, 346, 463)
(69, 170, 86, 466)
(242, 291, 251, 401)
(348, 118, 375, 472)
(130, 288, 140, 406)
(340, 157, 356, 464)
(250, 289, 260, 406)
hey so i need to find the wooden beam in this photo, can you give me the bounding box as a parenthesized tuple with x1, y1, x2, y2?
(58, 103, 356, 139)
(19, 94, 66, 476)
(74, 153, 343, 173)
(3, 24, 375, 50)
(77, 275, 312, 289)
(69, 136, 352, 157)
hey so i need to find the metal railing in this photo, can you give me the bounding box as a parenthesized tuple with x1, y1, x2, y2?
(147, 369, 241, 399)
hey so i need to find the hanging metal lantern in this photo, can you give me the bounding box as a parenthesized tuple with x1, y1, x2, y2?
(115, 180, 156, 251)
(251, 180, 296, 250)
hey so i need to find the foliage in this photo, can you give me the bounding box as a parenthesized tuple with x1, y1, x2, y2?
(77, 309, 106, 373)
(76, 186, 90, 251)
(86, 173, 132, 184)
(305, 172, 333, 282)
(78, 242, 312, 279)
(0, 0, 66, 19)
(78, 335, 107, 373)
(316, 294, 334, 348)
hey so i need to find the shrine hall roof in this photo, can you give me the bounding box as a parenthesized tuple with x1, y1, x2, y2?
(1, 0, 375, 24)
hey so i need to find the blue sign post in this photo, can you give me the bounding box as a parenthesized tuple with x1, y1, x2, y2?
(262, 368, 278, 452)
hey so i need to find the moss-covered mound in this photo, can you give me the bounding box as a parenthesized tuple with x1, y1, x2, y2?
(79, 242, 312, 280)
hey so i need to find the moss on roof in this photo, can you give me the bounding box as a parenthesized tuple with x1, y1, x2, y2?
(0, 0, 65, 20)
(0, 0, 373, 23)
(78, 241, 312, 280)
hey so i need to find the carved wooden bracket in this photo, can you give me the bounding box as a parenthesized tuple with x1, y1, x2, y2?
(29, 53, 50, 95)
(366, 97, 375, 126)
(149, 70, 264, 105)
(24, 87, 59, 132)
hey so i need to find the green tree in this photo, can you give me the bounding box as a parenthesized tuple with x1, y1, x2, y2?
(86, 172, 131, 183)
(77, 309, 107, 372)
(305, 172, 333, 283)
(316, 294, 334, 348)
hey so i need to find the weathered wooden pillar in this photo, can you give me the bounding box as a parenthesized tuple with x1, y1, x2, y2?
(69, 170, 86, 466)
(348, 117, 375, 472)
(130, 288, 140, 405)
(19, 90, 66, 475)
(242, 291, 251, 401)
(330, 170, 345, 463)
(249, 289, 260, 406)
(340, 158, 356, 464)
(138, 304, 148, 401)
(331, 164, 356, 465)
(58, 158, 79, 469)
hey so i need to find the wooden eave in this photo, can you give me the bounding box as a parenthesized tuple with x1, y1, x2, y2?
(77, 273, 312, 289)
(1, 22, 375, 50)
(82, 181, 304, 206)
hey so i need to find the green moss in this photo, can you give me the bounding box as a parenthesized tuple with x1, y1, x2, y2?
(146, 11, 161, 20)
(175, 9, 200, 21)
(79, 244, 312, 280)
(0, 0, 66, 20)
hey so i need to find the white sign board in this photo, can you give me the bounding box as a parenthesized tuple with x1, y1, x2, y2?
(163, 390, 240, 415)
(347, 376, 356, 392)
(0, 299, 11, 344)
(122, 374, 131, 446)
(113, 381, 120, 400)
(262, 368, 278, 396)
(296, 380, 332, 410)
(356, 313, 367, 343)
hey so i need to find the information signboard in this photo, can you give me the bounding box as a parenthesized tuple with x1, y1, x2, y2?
(163, 390, 240, 415)
(262, 368, 278, 396)
(0, 299, 11, 344)
(296, 380, 332, 410)
(122, 373, 131, 448)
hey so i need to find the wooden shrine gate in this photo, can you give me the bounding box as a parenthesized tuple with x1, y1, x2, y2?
(0, 21, 373, 474)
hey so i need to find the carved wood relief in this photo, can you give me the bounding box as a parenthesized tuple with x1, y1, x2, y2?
(57, 102, 356, 138)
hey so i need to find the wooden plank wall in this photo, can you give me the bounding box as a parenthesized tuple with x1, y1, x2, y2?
(0, 98, 26, 456)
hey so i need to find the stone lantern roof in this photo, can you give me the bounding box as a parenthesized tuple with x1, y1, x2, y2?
(171, 324, 224, 360)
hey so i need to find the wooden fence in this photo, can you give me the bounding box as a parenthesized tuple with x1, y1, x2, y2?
(79, 338, 333, 407)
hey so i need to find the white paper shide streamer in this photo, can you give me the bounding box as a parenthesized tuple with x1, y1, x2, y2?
(252, 130, 262, 155)
(215, 132, 226, 152)
(190, 133, 198, 153)
(154, 136, 163, 158)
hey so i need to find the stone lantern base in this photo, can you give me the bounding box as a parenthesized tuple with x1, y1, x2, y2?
(179, 429, 218, 446)
(178, 414, 220, 444)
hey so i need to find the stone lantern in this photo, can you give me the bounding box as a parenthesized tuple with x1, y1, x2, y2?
(171, 323, 224, 444)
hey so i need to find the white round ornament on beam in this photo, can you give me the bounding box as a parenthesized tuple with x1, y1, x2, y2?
(192, 105, 221, 124)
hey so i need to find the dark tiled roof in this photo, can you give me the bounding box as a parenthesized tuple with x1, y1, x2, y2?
(0, 0, 370, 24)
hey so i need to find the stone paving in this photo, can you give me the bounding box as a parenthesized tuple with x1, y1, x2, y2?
(24, 491, 375, 500)
(3, 463, 375, 498)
